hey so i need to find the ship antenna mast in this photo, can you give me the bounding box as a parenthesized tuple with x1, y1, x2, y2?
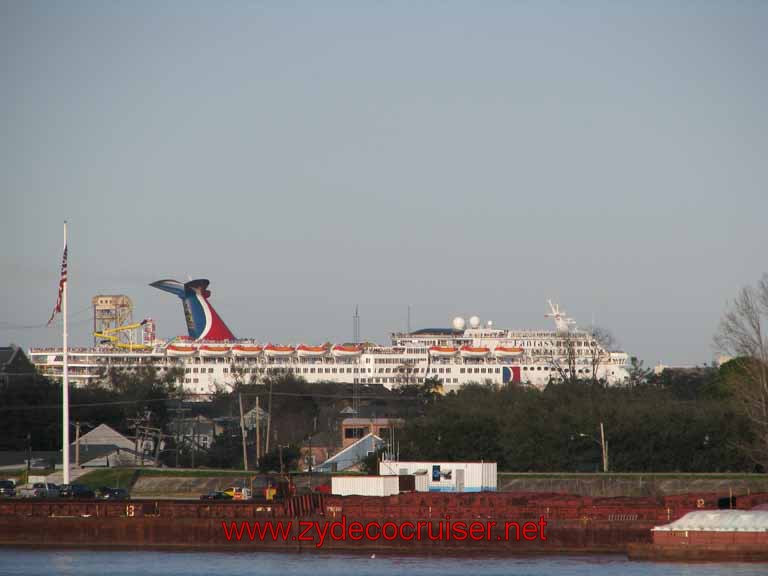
(546, 299, 576, 333)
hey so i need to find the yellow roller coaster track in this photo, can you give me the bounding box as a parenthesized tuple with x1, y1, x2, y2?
(93, 322, 152, 351)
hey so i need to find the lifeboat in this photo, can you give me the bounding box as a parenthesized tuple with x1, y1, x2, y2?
(297, 344, 328, 358)
(331, 345, 363, 358)
(231, 345, 263, 357)
(459, 346, 490, 358)
(493, 346, 525, 358)
(166, 344, 197, 356)
(429, 346, 458, 357)
(198, 345, 231, 357)
(263, 344, 295, 358)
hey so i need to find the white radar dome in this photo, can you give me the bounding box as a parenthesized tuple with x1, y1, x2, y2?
(452, 317, 466, 331)
(469, 315, 481, 329)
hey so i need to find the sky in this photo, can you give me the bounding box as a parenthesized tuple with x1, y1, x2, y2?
(1, 1, 766, 367)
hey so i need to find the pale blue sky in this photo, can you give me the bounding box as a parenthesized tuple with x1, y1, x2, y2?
(1, 1, 766, 366)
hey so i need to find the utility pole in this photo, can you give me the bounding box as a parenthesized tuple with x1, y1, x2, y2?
(255, 395, 261, 469)
(308, 416, 317, 490)
(168, 406, 189, 468)
(128, 416, 141, 465)
(191, 417, 197, 469)
(265, 380, 273, 455)
(75, 421, 81, 468)
(238, 392, 248, 471)
(600, 421, 608, 473)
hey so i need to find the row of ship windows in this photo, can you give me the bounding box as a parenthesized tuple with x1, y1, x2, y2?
(183, 364, 595, 375)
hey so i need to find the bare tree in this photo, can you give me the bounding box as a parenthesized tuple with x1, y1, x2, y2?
(545, 327, 614, 384)
(589, 327, 616, 384)
(715, 274, 768, 469)
(547, 332, 578, 384)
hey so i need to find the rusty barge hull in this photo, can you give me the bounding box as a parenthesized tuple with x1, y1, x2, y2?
(1, 491, 766, 554)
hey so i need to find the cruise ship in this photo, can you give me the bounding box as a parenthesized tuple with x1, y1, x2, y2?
(29, 278, 630, 395)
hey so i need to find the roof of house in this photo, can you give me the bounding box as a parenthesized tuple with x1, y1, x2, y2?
(0, 345, 33, 374)
(342, 417, 404, 427)
(75, 424, 134, 451)
(0, 347, 16, 367)
(314, 433, 384, 473)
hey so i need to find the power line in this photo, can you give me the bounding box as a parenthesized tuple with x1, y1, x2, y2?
(0, 305, 93, 330)
(0, 387, 436, 413)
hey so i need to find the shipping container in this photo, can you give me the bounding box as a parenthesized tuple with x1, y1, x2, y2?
(331, 475, 400, 497)
(379, 460, 497, 492)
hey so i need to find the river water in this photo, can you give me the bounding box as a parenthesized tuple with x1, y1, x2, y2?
(0, 550, 767, 576)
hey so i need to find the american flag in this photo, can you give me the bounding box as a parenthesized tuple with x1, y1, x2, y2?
(47, 244, 68, 326)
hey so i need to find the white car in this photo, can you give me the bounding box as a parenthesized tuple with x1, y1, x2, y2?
(18, 482, 60, 498)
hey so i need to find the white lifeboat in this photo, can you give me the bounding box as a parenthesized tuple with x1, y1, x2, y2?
(166, 344, 197, 357)
(493, 346, 524, 359)
(429, 346, 458, 357)
(331, 345, 363, 358)
(296, 344, 328, 358)
(198, 345, 231, 357)
(263, 344, 295, 358)
(459, 346, 490, 358)
(231, 345, 263, 357)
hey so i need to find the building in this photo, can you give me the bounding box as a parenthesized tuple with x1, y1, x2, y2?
(73, 423, 147, 467)
(0, 345, 34, 387)
(341, 417, 404, 448)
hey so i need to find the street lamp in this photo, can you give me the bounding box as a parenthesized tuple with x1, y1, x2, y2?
(570, 422, 608, 473)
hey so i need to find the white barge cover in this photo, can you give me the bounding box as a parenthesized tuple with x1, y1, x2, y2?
(653, 510, 768, 532)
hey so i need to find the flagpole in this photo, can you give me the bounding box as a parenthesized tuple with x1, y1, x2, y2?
(62, 221, 70, 485)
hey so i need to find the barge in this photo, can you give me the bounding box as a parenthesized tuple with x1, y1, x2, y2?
(2, 491, 767, 555)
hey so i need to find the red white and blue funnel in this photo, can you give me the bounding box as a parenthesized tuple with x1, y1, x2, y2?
(150, 278, 235, 341)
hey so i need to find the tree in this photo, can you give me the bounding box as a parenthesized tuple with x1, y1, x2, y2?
(588, 327, 616, 384)
(627, 356, 652, 387)
(715, 274, 768, 470)
(546, 331, 578, 384)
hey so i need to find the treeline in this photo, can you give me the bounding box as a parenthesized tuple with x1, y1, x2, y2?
(398, 364, 759, 473)
(0, 367, 177, 452)
(4, 361, 761, 473)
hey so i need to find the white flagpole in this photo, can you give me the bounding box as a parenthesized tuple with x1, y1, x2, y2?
(62, 221, 70, 485)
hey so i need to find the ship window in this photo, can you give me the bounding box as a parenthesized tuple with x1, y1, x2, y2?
(193, 378, 198, 384)
(223, 368, 228, 374)
(185, 378, 191, 383)
(208, 368, 214, 373)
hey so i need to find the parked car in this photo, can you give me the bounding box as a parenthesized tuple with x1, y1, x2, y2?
(96, 487, 129, 500)
(223, 487, 251, 500)
(200, 491, 233, 501)
(0, 480, 16, 498)
(18, 483, 60, 498)
(58, 484, 95, 499)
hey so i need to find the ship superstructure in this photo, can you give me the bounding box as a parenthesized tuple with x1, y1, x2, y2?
(29, 279, 630, 395)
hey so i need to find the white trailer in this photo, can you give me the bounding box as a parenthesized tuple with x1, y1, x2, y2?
(379, 460, 497, 492)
